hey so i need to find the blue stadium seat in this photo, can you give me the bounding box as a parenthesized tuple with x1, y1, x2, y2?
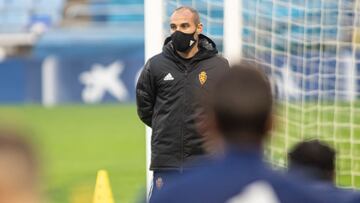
(0, 0, 65, 32)
(32, 0, 65, 25)
(86, 0, 144, 23)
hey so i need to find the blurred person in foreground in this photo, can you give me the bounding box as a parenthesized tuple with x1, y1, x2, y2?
(0, 128, 41, 203)
(288, 140, 360, 203)
(150, 63, 342, 203)
(136, 6, 229, 197)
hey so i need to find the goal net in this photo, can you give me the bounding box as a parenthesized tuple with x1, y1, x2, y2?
(159, 0, 360, 188)
(240, 0, 360, 188)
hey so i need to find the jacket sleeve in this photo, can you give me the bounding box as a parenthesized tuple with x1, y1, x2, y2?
(136, 60, 156, 127)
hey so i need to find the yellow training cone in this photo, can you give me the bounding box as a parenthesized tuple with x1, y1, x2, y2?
(93, 170, 115, 203)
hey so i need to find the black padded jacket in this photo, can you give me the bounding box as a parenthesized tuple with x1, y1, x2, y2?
(136, 34, 229, 170)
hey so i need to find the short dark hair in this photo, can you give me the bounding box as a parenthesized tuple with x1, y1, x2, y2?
(288, 140, 335, 181)
(173, 6, 201, 25)
(210, 62, 273, 141)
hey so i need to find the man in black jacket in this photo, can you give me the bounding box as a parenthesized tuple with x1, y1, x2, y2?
(136, 6, 229, 196)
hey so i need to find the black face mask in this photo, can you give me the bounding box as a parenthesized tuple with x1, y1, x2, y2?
(171, 30, 197, 52)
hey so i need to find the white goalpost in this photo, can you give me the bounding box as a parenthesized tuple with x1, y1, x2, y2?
(223, 0, 242, 65)
(144, 0, 165, 199)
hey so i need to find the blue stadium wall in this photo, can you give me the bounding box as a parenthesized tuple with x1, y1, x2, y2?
(0, 35, 144, 104)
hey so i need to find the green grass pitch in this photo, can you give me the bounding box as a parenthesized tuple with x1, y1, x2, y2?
(0, 103, 359, 203)
(0, 104, 146, 203)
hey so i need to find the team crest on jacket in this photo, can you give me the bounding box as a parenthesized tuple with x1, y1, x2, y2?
(199, 71, 207, 85)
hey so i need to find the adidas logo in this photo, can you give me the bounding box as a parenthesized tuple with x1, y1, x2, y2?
(164, 73, 174, 81)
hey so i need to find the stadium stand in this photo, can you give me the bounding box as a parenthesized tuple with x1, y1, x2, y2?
(0, 0, 144, 57)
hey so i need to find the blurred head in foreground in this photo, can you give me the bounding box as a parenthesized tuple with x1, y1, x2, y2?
(0, 128, 40, 203)
(200, 62, 273, 152)
(288, 140, 335, 183)
(150, 63, 337, 203)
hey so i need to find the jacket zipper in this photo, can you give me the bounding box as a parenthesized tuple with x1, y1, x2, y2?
(180, 69, 188, 173)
